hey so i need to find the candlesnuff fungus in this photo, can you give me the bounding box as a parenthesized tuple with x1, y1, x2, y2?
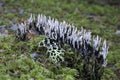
(16, 14, 109, 79)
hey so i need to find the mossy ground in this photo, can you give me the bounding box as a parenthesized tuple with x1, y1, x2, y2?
(0, 0, 120, 80)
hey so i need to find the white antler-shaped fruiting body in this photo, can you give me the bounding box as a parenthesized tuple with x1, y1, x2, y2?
(16, 14, 109, 67)
(101, 40, 109, 67)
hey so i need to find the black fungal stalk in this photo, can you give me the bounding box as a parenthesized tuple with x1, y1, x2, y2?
(16, 14, 109, 80)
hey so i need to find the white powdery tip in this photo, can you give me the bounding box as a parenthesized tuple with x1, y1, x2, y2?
(28, 14, 33, 24)
(102, 40, 109, 58)
(18, 23, 26, 34)
(100, 40, 109, 67)
(93, 35, 101, 51)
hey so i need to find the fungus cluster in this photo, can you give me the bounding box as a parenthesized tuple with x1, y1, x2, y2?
(16, 14, 108, 67)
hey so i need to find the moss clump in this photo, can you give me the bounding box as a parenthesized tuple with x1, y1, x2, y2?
(0, 0, 120, 79)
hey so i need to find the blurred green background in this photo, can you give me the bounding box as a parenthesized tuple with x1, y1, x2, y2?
(0, 0, 120, 80)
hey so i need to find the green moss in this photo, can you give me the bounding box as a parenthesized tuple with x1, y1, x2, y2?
(63, 75, 75, 80)
(103, 67, 117, 80)
(0, 0, 120, 79)
(61, 67, 78, 76)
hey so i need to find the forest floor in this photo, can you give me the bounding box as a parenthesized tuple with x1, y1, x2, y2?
(0, 0, 120, 80)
